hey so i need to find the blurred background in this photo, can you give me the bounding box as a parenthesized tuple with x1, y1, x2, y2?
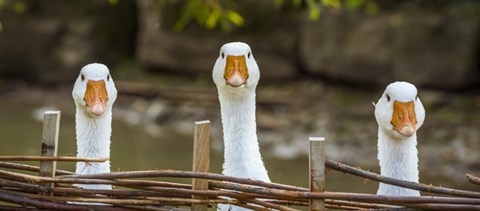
(0, 0, 479, 193)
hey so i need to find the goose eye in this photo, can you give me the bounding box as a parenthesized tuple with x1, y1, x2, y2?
(386, 94, 390, 102)
(247, 52, 251, 58)
(107, 75, 110, 81)
(81, 74, 85, 81)
(415, 95, 418, 100)
(221, 52, 225, 59)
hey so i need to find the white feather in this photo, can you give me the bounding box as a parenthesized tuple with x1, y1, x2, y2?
(72, 63, 117, 190)
(375, 81, 425, 196)
(213, 42, 269, 211)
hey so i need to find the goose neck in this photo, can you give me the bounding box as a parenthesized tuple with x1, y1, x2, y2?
(75, 108, 112, 159)
(377, 129, 419, 182)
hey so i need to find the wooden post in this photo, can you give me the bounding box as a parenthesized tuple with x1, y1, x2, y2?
(39, 111, 61, 189)
(192, 120, 211, 211)
(309, 137, 325, 211)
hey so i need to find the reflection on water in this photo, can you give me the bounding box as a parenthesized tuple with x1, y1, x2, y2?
(0, 98, 474, 194)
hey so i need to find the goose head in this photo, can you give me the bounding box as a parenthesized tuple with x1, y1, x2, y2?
(212, 42, 260, 91)
(374, 81, 425, 140)
(72, 63, 117, 117)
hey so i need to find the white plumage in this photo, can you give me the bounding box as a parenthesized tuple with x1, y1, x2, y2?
(213, 42, 269, 210)
(72, 63, 117, 190)
(374, 81, 425, 196)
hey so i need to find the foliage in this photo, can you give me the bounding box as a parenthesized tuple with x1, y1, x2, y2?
(158, 0, 378, 32)
(158, 0, 244, 32)
(0, 0, 28, 32)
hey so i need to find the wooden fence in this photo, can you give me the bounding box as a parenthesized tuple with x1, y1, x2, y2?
(0, 111, 479, 210)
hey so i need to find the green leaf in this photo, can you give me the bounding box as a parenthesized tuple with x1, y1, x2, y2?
(321, 0, 341, 9)
(365, 0, 378, 15)
(345, 0, 365, 10)
(0, 0, 7, 9)
(309, 7, 320, 20)
(274, 0, 284, 7)
(292, 0, 302, 7)
(225, 10, 244, 26)
(219, 16, 231, 32)
(108, 0, 119, 6)
(205, 9, 221, 29)
(174, 0, 197, 31)
(13, 2, 26, 14)
(305, 0, 321, 21)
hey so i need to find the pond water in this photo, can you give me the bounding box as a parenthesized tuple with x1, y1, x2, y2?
(0, 96, 475, 196)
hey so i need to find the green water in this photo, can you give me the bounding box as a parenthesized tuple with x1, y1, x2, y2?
(0, 98, 474, 195)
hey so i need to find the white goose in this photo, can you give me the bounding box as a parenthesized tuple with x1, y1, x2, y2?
(72, 63, 117, 190)
(213, 42, 270, 183)
(374, 81, 425, 196)
(213, 42, 269, 210)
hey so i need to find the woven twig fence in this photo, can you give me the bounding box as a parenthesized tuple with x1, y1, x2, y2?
(0, 111, 479, 210)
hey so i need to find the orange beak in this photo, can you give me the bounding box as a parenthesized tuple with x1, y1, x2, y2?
(391, 101, 417, 137)
(84, 80, 108, 116)
(224, 55, 249, 87)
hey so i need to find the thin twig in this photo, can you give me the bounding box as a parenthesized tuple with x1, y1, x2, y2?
(0, 190, 128, 211)
(326, 159, 480, 198)
(326, 199, 400, 209)
(210, 181, 480, 206)
(0, 156, 108, 162)
(467, 174, 480, 187)
(59, 169, 306, 191)
(0, 161, 73, 175)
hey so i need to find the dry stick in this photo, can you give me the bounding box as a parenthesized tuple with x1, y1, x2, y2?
(0, 161, 284, 198)
(234, 203, 272, 211)
(122, 184, 290, 210)
(326, 199, 399, 209)
(191, 120, 211, 211)
(39, 111, 61, 190)
(123, 185, 275, 209)
(119, 205, 191, 211)
(0, 178, 49, 193)
(118, 178, 192, 189)
(0, 177, 298, 210)
(210, 181, 480, 206)
(243, 198, 298, 211)
(467, 174, 480, 187)
(0, 156, 108, 162)
(273, 199, 391, 210)
(0, 181, 166, 199)
(0, 188, 232, 207)
(3, 168, 480, 207)
(4, 174, 282, 209)
(0, 190, 128, 211)
(118, 205, 175, 211)
(0, 169, 191, 190)
(116, 205, 171, 211)
(324, 204, 357, 210)
(51, 187, 180, 198)
(309, 137, 325, 211)
(59, 169, 306, 192)
(0, 205, 39, 211)
(0, 161, 73, 175)
(9, 160, 476, 204)
(407, 203, 480, 210)
(264, 199, 308, 206)
(135, 184, 267, 201)
(4, 166, 480, 209)
(325, 159, 480, 198)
